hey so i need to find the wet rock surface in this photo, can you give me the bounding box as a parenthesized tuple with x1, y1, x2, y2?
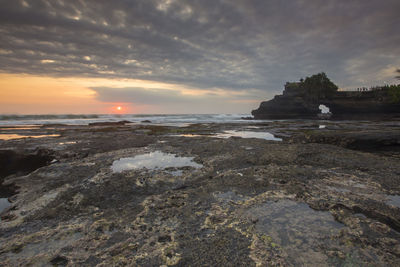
(0, 120, 400, 266)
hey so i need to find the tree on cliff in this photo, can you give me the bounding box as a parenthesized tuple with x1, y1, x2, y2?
(300, 73, 338, 102)
(388, 84, 400, 103)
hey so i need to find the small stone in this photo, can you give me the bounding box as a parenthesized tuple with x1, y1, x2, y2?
(251, 218, 259, 224)
(158, 235, 172, 243)
(10, 243, 24, 253)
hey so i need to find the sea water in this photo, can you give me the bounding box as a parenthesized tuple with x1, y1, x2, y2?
(0, 114, 255, 126)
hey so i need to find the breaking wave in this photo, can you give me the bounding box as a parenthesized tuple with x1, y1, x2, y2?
(0, 114, 251, 126)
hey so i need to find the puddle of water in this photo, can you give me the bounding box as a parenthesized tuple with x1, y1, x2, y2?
(319, 125, 326, 129)
(0, 198, 11, 214)
(386, 195, 400, 208)
(111, 151, 203, 173)
(350, 182, 367, 189)
(134, 129, 152, 134)
(214, 191, 248, 205)
(171, 134, 205, 138)
(215, 130, 282, 141)
(245, 199, 344, 266)
(58, 141, 77, 145)
(166, 170, 184, 176)
(157, 123, 193, 127)
(0, 134, 60, 140)
(0, 126, 40, 130)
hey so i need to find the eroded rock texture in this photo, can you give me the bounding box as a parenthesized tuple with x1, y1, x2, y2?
(0, 121, 400, 266)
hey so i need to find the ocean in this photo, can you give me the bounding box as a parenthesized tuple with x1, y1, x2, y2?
(0, 114, 253, 126)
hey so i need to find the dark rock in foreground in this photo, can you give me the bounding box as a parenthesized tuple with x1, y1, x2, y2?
(88, 120, 131, 126)
(0, 120, 400, 266)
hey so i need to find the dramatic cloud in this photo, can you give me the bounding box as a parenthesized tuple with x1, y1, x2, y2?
(0, 0, 399, 95)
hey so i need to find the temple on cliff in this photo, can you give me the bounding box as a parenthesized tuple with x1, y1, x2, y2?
(252, 76, 400, 120)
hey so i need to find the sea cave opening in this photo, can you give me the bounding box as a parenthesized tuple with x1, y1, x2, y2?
(319, 104, 330, 114)
(318, 104, 332, 119)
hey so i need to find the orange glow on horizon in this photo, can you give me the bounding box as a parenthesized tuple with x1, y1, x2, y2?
(0, 73, 146, 114)
(0, 73, 257, 114)
(106, 104, 138, 114)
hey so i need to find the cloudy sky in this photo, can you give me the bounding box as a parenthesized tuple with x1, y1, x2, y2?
(0, 0, 399, 114)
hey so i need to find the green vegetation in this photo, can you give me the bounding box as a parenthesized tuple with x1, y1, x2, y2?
(285, 82, 301, 90)
(299, 72, 338, 102)
(387, 84, 400, 103)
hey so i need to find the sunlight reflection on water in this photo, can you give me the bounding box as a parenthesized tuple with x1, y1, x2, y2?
(246, 199, 344, 266)
(0, 198, 11, 214)
(215, 130, 282, 141)
(0, 134, 60, 140)
(111, 151, 203, 173)
(386, 195, 400, 208)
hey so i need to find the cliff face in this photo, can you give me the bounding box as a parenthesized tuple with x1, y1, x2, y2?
(252, 81, 400, 120)
(323, 91, 400, 119)
(252, 95, 318, 119)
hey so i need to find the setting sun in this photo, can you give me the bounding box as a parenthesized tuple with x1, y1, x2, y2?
(116, 106, 122, 111)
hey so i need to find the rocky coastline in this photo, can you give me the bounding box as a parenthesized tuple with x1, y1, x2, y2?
(0, 120, 400, 266)
(252, 73, 400, 120)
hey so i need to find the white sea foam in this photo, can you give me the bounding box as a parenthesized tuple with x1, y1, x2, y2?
(0, 114, 253, 126)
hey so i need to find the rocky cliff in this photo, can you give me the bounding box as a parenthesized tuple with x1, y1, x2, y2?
(323, 90, 400, 119)
(252, 74, 400, 120)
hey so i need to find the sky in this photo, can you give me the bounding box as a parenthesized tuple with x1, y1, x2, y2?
(0, 0, 399, 114)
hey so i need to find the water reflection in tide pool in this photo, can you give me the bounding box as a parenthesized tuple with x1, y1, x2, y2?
(0, 198, 11, 214)
(58, 141, 77, 145)
(111, 151, 203, 173)
(0, 134, 60, 140)
(0, 126, 40, 130)
(245, 199, 344, 266)
(170, 134, 205, 138)
(386, 195, 400, 208)
(215, 130, 282, 141)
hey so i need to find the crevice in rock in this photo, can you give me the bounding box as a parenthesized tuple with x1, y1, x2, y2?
(0, 149, 54, 197)
(0, 183, 19, 198)
(332, 204, 400, 233)
(352, 206, 400, 233)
